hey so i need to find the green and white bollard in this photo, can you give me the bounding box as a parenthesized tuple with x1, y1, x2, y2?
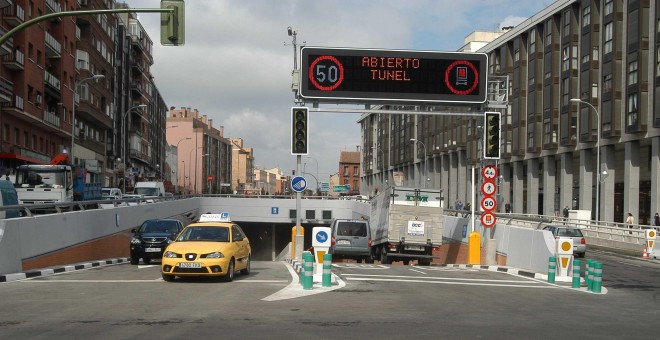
(584, 260, 596, 291)
(572, 259, 581, 288)
(302, 251, 314, 290)
(547, 256, 556, 283)
(593, 261, 603, 293)
(322, 253, 332, 287)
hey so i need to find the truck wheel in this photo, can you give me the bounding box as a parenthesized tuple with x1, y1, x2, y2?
(403, 260, 410, 265)
(380, 249, 391, 265)
(419, 259, 431, 266)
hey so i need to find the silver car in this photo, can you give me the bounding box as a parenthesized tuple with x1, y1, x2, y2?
(542, 225, 587, 258)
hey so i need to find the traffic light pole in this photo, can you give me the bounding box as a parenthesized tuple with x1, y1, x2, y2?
(0, 8, 174, 46)
(295, 155, 304, 261)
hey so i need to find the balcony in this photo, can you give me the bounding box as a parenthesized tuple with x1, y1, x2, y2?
(2, 49, 24, 70)
(44, 31, 62, 58)
(0, 26, 11, 56)
(44, 70, 61, 91)
(43, 110, 61, 128)
(131, 81, 145, 96)
(3, 2, 25, 27)
(1, 95, 23, 113)
(0, 76, 12, 103)
(0, 0, 11, 9)
(45, 0, 61, 13)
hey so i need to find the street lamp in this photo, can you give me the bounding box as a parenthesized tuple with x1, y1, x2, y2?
(410, 138, 427, 188)
(196, 153, 209, 194)
(570, 98, 602, 220)
(189, 147, 204, 195)
(181, 160, 185, 194)
(371, 146, 387, 188)
(306, 156, 319, 194)
(122, 104, 148, 194)
(71, 74, 105, 164)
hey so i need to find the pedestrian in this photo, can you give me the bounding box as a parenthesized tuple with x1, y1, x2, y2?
(563, 206, 569, 219)
(626, 212, 634, 234)
(654, 213, 660, 227)
(505, 202, 511, 214)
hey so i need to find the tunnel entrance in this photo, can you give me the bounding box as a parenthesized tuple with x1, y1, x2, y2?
(236, 222, 330, 261)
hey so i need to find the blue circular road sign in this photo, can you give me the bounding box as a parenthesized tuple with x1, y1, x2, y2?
(291, 176, 307, 193)
(316, 231, 329, 243)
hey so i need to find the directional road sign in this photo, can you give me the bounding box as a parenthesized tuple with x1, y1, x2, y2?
(291, 176, 307, 193)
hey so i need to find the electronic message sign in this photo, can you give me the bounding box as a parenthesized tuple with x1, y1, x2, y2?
(300, 47, 487, 103)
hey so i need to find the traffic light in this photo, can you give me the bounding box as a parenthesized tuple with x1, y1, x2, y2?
(484, 111, 501, 159)
(291, 107, 309, 155)
(160, 0, 185, 46)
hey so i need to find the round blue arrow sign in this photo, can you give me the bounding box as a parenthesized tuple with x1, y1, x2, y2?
(291, 176, 307, 193)
(316, 231, 328, 243)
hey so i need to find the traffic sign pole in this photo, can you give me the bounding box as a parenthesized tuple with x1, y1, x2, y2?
(295, 155, 304, 261)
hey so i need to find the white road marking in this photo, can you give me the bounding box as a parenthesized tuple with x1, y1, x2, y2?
(409, 268, 427, 274)
(138, 265, 158, 269)
(237, 280, 288, 283)
(25, 279, 162, 283)
(332, 264, 389, 269)
(341, 273, 541, 284)
(262, 262, 346, 302)
(344, 277, 557, 288)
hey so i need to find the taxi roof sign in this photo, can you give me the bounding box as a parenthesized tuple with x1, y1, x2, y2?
(199, 212, 231, 222)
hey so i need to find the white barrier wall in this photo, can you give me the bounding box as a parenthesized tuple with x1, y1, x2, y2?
(443, 215, 556, 273)
(0, 199, 199, 275)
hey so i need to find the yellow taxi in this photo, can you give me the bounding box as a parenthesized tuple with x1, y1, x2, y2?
(161, 213, 251, 282)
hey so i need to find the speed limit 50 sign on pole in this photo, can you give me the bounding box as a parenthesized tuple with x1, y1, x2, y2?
(480, 165, 498, 228)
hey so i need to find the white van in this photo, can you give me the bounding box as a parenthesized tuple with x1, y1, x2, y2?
(101, 188, 123, 200)
(134, 181, 166, 199)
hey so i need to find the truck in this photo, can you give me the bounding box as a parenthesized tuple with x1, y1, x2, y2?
(13, 154, 102, 205)
(370, 186, 444, 265)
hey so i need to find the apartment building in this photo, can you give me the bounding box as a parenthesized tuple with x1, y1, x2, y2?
(361, 0, 660, 224)
(339, 149, 360, 195)
(230, 137, 253, 194)
(167, 107, 232, 195)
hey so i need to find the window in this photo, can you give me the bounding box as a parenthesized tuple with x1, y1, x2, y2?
(627, 93, 638, 126)
(628, 61, 638, 85)
(23, 132, 28, 147)
(562, 47, 569, 71)
(603, 74, 612, 93)
(529, 29, 536, 53)
(604, 0, 613, 16)
(353, 166, 359, 176)
(563, 10, 570, 36)
(545, 20, 552, 46)
(514, 49, 520, 62)
(582, 6, 591, 27)
(2, 124, 8, 142)
(343, 166, 348, 176)
(657, 45, 660, 76)
(561, 78, 569, 106)
(604, 23, 613, 54)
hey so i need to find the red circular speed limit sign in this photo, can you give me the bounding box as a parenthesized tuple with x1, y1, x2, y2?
(481, 212, 497, 228)
(481, 165, 498, 181)
(481, 181, 496, 196)
(481, 196, 497, 211)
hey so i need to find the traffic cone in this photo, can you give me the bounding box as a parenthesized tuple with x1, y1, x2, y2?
(642, 245, 649, 259)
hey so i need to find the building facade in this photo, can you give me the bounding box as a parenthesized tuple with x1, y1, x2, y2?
(167, 107, 232, 195)
(230, 137, 253, 194)
(361, 0, 660, 224)
(339, 149, 361, 196)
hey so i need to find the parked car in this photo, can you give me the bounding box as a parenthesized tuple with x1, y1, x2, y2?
(541, 225, 587, 258)
(101, 188, 122, 200)
(161, 213, 251, 282)
(130, 219, 185, 265)
(329, 218, 373, 263)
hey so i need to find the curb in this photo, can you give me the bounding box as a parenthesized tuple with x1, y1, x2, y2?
(0, 258, 130, 283)
(430, 263, 544, 279)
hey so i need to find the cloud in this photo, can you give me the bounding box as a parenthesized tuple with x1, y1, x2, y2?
(126, 0, 547, 179)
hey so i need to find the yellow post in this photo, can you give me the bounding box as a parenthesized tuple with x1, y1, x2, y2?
(468, 232, 481, 265)
(291, 226, 304, 260)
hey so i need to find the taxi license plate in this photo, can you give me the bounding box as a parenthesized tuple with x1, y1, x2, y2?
(145, 248, 161, 253)
(337, 240, 350, 245)
(179, 262, 202, 268)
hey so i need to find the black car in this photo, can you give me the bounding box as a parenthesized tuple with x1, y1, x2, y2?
(130, 219, 185, 264)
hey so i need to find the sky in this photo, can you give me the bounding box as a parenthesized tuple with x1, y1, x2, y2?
(125, 0, 550, 183)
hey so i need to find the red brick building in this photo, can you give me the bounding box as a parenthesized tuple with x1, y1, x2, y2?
(339, 149, 360, 195)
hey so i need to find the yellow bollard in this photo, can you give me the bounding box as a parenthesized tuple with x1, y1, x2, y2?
(468, 232, 481, 265)
(291, 226, 305, 260)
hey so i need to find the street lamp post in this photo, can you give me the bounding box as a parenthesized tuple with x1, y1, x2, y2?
(570, 98, 601, 221)
(306, 156, 319, 194)
(181, 160, 185, 194)
(175, 137, 191, 192)
(410, 138, 427, 188)
(71, 74, 105, 164)
(189, 147, 203, 195)
(371, 146, 387, 189)
(196, 153, 209, 194)
(121, 104, 148, 194)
